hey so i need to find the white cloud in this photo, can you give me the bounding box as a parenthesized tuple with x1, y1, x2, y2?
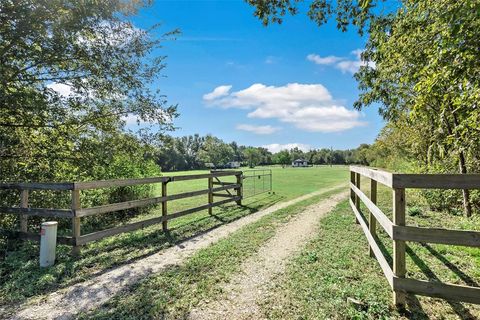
(306, 54, 343, 65)
(203, 83, 366, 132)
(203, 85, 232, 101)
(336, 60, 363, 74)
(307, 49, 374, 74)
(280, 105, 365, 132)
(122, 113, 145, 125)
(265, 55, 280, 64)
(262, 143, 311, 153)
(47, 82, 73, 97)
(236, 124, 280, 135)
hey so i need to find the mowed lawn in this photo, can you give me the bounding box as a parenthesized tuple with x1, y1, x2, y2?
(0, 166, 348, 307)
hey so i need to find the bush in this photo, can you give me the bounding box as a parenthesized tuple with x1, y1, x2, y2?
(0, 133, 162, 251)
(407, 206, 422, 217)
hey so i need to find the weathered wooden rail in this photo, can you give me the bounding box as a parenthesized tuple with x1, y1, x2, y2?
(0, 171, 243, 255)
(349, 166, 480, 308)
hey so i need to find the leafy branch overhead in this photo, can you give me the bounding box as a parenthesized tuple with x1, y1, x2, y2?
(0, 0, 178, 183)
(246, 0, 380, 34)
(1, 0, 179, 130)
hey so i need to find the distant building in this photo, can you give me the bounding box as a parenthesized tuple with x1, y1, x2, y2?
(224, 161, 240, 169)
(205, 163, 215, 169)
(292, 159, 308, 167)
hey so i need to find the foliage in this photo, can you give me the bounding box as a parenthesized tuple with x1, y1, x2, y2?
(155, 134, 204, 171)
(0, 0, 177, 234)
(355, 0, 480, 215)
(407, 206, 422, 217)
(245, 0, 386, 34)
(243, 147, 262, 168)
(101, 131, 373, 173)
(0, 0, 177, 179)
(247, 0, 480, 216)
(356, 0, 480, 170)
(272, 150, 291, 166)
(197, 135, 235, 168)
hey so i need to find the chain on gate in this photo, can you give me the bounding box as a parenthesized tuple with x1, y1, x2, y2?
(241, 169, 273, 198)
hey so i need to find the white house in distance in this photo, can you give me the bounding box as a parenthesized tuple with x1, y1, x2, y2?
(225, 161, 240, 169)
(292, 159, 308, 167)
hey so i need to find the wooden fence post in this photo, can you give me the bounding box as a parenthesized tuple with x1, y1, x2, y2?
(162, 181, 168, 231)
(208, 177, 213, 214)
(369, 179, 377, 257)
(350, 171, 356, 224)
(71, 189, 81, 256)
(236, 173, 242, 205)
(393, 188, 406, 309)
(355, 172, 361, 224)
(20, 190, 29, 232)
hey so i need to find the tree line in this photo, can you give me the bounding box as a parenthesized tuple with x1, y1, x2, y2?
(154, 134, 370, 171)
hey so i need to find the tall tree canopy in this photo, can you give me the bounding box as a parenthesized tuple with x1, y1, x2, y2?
(247, 0, 480, 215)
(355, 0, 480, 215)
(0, 0, 178, 182)
(246, 0, 387, 33)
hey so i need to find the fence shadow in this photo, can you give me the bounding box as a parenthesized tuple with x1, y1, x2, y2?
(406, 245, 476, 320)
(419, 243, 479, 287)
(357, 207, 476, 320)
(82, 193, 282, 270)
(1, 193, 283, 310)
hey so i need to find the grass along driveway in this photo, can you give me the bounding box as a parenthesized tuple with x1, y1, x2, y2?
(0, 166, 348, 310)
(77, 186, 347, 319)
(260, 178, 480, 319)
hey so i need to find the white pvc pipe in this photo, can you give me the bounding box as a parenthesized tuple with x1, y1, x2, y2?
(40, 221, 58, 267)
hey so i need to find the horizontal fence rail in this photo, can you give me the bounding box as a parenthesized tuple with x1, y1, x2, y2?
(349, 166, 480, 308)
(0, 171, 243, 255)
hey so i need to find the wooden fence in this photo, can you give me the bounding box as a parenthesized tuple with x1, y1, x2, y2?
(349, 166, 480, 308)
(0, 171, 243, 255)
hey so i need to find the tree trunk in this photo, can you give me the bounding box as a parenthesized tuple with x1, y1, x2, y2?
(449, 109, 472, 217)
(441, 105, 473, 218)
(458, 150, 472, 217)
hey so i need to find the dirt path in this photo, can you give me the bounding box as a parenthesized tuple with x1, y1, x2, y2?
(11, 185, 346, 320)
(189, 191, 348, 320)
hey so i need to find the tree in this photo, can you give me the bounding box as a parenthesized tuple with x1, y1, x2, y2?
(230, 141, 245, 162)
(257, 147, 273, 165)
(0, 0, 178, 182)
(354, 0, 480, 216)
(273, 150, 291, 167)
(245, 0, 383, 34)
(289, 147, 305, 162)
(243, 147, 262, 168)
(247, 0, 480, 216)
(198, 136, 234, 168)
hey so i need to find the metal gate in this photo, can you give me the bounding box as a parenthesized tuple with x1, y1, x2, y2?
(242, 169, 272, 198)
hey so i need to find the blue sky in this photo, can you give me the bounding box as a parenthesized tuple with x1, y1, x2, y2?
(131, 0, 385, 152)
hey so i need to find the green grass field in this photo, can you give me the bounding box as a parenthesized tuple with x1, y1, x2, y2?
(2, 166, 478, 319)
(0, 166, 348, 307)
